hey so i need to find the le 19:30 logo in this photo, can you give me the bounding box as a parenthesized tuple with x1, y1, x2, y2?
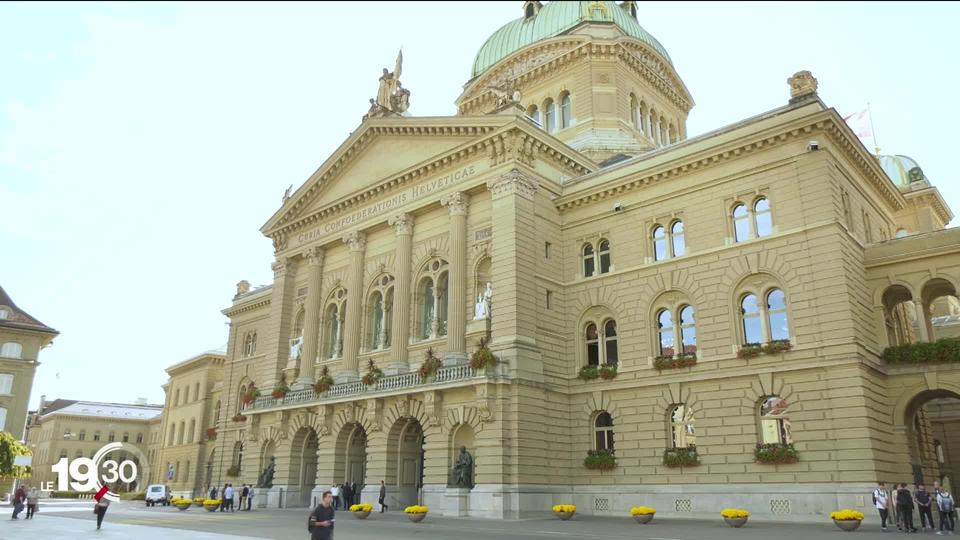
(49, 442, 148, 502)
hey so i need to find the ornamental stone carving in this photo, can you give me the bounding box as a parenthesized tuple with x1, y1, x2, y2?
(342, 231, 367, 252)
(304, 246, 324, 267)
(271, 257, 295, 279)
(441, 192, 469, 216)
(788, 70, 818, 102)
(388, 213, 414, 236)
(487, 168, 539, 199)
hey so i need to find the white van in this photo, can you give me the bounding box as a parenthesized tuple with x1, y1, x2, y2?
(145, 484, 170, 506)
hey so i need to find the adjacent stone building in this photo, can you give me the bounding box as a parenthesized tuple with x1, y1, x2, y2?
(198, 1, 959, 520)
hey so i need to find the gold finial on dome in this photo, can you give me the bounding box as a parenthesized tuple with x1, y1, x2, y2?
(788, 70, 818, 104)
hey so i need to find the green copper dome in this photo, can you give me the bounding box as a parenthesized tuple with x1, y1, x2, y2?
(879, 154, 928, 188)
(472, 1, 673, 78)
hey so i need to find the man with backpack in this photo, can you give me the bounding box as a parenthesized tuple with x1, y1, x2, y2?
(875, 481, 891, 531)
(938, 488, 955, 535)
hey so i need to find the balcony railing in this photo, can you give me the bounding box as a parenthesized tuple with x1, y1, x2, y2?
(249, 364, 483, 411)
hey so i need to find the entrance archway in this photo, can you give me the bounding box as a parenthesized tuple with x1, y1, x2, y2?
(289, 427, 319, 507)
(386, 417, 425, 508)
(904, 389, 960, 490)
(334, 423, 368, 495)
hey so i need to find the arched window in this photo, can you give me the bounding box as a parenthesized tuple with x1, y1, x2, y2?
(560, 92, 571, 129)
(649, 108, 657, 144)
(136, 433, 143, 444)
(740, 294, 763, 344)
(367, 275, 394, 351)
(585, 323, 599, 366)
(652, 226, 667, 261)
(177, 422, 184, 445)
(525, 2, 535, 18)
(766, 289, 789, 341)
(594, 412, 614, 451)
(417, 259, 449, 341)
(214, 400, 221, 425)
(527, 104, 540, 126)
(543, 98, 556, 132)
(659, 116, 667, 146)
(670, 404, 696, 448)
(733, 204, 750, 242)
(243, 332, 257, 357)
(656, 309, 674, 356)
(582, 243, 595, 278)
(759, 396, 791, 445)
(639, 100, 647, 134)
(598, 239, 611, 274)
(671, 221, 685, 256)
(0, 342, 22, 359)
(420, 278, 435, 340)
(94, 431, 101, 442)
(323, 288, 346, 359)
(679, 305, 697, 353)
(122, 432, 129, 443)
(630, 94, 639, 129)
(108, 432, 115, 442)
(78, 430, 86, 441)
(604, 320, 619, 365)
(754, 198, 772, 237)
(188, 419, 196, 444)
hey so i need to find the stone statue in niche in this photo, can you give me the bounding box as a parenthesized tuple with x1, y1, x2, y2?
(258, 456, 276, 488)
(289, 336, 303, 360)
(450, 446, 474, 489)
(473, 282, 493, 320)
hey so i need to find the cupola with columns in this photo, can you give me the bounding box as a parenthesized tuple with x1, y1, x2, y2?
(457, 0, 694, 162)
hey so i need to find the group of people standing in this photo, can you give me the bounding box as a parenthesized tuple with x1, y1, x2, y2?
(328, 481, 360, 510)
(875, 481, 956, 534)
(9, 485, 39, 520)
(210, 483, 255, 511)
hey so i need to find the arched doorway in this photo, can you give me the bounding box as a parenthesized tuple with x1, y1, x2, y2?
(334, 423, 367, 496)
(923, 278, 960, 341)
(904, 389, 960, 490)
(289, 427, 319, 507)
(386, 417, 425, 508)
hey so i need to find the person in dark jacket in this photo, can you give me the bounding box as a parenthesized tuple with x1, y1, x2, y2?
(308, 491, 335, 540)
(915, 484, 934, 531)
(896, 482, 917, 532)
(11, 485, 26, 519)
(379, 480, 388, 513)
(342, 483, 353, 510)
(351, 482, 359, 506)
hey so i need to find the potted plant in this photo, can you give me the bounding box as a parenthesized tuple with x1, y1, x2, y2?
(418, 348, 443, 380)
(470, 337, 498, 371)
(830, 509, 864, 531)
(737, 343, 763, 359)
(271, 382, 290, 399)
(552, 504, 576, 520)
(404, 505, 428, 523)
(584, 449, 616, 470)
(763, 339, 793, 354)
(721, 508, 749, 527)
(630, 506, 656, 524)
(231, 414, 247, 423)
(362, 359, 384, 386)
(662, 445, 700, 468)
(754, 442, 799, 464)
(203, 499, 221, 512)
(578, 365, 599, 380)
(350, 502, 373, 519)
(654, 354, 697, 370)
(314, 366, 334, 394)
(226, 465, 240, 477)
(599, 364, 618, 380)
(240, 385, 260, 405)
(193, 496, 205, 507)
(206, 428, 217, 441)
(172, 497, 192, 511)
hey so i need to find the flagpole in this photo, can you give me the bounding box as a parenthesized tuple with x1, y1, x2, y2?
(867, 102, 880, 156)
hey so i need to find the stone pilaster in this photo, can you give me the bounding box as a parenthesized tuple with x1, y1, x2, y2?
(264, 256, 298, 389)
(914, 300, 930, 342)
(441, 192, 469, 364)
(341, 231, 367, 382)
(486, 168, 543, 382)
(388, 213, 414, 373)
(296, 248, 325, 389)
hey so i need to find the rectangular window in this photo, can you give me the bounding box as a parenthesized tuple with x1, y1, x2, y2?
(544, 242, 551, 259)
(546, 290, 552, 309)
(0, 374, 12, 395)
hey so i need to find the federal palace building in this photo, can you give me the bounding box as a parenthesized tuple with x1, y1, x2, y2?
(158, 1, 960, 521)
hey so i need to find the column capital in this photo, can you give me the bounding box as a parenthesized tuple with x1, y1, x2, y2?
(342, 231, 367, 252)
(303, 246, 325, 266)
(271, 257, 296, 278)
(388, 213, 414, 236)
(487, 168, 539, 199)
(441, 192, 470, 216)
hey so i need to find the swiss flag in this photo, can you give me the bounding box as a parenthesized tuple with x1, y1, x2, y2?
(843, 109, 873, 139)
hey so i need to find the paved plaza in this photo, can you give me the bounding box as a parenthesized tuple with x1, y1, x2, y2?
(0, 499, 930, 540)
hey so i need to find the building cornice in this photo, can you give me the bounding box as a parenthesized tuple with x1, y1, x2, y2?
(221, 295, 272, 318)
(903, 186, 954, 225)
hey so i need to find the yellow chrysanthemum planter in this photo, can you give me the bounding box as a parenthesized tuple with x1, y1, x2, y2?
(552, 504, 576, 520)
(203, 499, 221, 512)
(721, 508, 750, 528)
(630, 506, 656, 524)
(405, 505, 428, 523)
(351, 503, 373, 519)
(830, 509, 864, 532)
(171, 497, 192, 511)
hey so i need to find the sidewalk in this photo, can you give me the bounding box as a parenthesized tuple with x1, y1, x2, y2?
(1, 515, 264, 540)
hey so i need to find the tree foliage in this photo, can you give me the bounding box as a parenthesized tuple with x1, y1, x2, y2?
(0, 431, 32, 479)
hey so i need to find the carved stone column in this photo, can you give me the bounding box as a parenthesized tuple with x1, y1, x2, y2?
(388, 213, 414, 373)
(914, 300, 931, 343)
(341, 231, 367, 381)
(264, 256, 297, 390)
(296, 247, 324, 389)
(441, 192, 469, 365)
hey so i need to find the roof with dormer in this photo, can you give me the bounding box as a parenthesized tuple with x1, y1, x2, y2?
(0, 285, 58, 336)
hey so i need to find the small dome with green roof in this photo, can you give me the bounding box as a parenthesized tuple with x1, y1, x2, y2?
(471, 1, 672, 78)
(879, 154, 929, 189)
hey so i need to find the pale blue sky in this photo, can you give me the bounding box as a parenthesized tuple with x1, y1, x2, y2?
(2, 2, 957, 410)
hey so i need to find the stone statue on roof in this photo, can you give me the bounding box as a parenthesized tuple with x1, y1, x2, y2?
(366, 49, 410, 120)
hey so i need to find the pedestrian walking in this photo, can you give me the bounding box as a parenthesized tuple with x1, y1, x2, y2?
(938, 488, 956, 535)
(210, 486, 218, 499)
(247, 485, 255, 511)
(239, 484, 249, 511)
(93, 496, 110, 530)
(330, 483, 340, 510)
(10, 484, 26, 520)
(897, 482, 917, 533)
(917, 484, 935, 531)
(26, 486, 39, 519)
(379, 480, 388, 513)
(875, 481, 891, 531)
(308, 491, 335, 540)
(220, 483, 229, 512)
